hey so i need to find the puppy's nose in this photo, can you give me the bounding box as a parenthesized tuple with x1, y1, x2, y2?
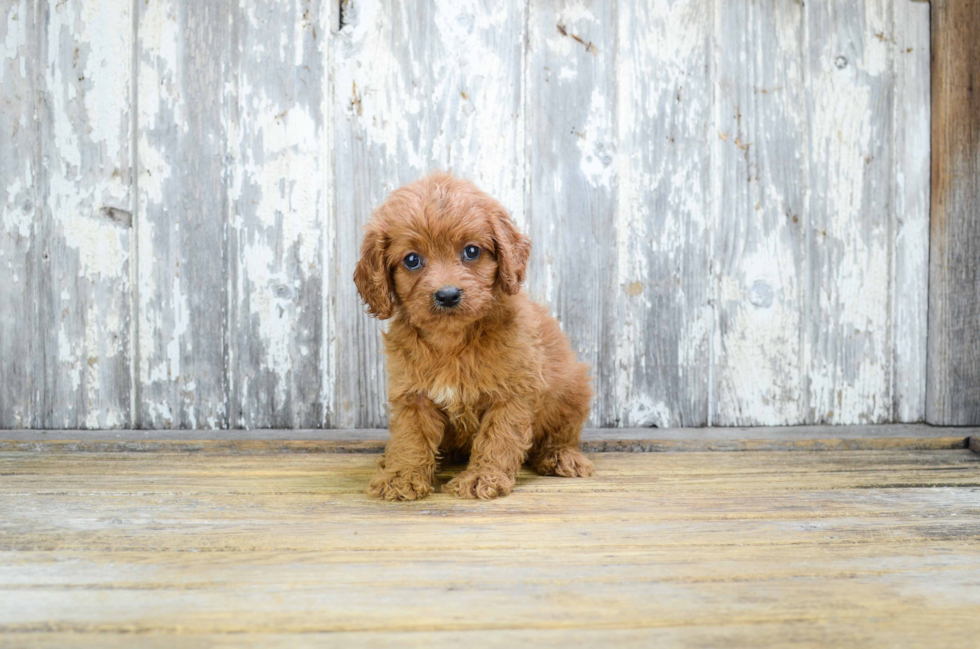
(434, 286, 462, 308)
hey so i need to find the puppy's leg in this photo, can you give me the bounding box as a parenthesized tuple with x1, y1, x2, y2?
(445, 401, 533, 500)
(529, 422, 595, 478)
(529, 385, 595, 478)
(367, 395, 444, 501)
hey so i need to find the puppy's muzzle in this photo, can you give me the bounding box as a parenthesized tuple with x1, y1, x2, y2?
(434, 286, 462, 308)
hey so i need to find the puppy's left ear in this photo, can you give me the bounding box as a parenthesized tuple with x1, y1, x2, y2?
(489, 204, 532, 295)
(353, 220, 395, 319)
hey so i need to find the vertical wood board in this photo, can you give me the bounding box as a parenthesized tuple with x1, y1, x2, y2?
(712, 0, 807, 426)
(35, 0, 134, 428)
(614, 0, 712, 427)
(927, 0, 980, 425)
(0, 1, 38, 429)
(229, 0, 327, 428)
(803, 0, 894, 424)
(137, 0, 233, 428)
(526, 0, 620, 426)
(890, 0, 930, 422)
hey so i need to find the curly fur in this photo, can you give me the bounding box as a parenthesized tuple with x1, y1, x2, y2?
(355, 172, 595, 501)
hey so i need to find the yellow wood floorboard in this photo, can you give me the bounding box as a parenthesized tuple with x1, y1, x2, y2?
(1, 450, 979, 647)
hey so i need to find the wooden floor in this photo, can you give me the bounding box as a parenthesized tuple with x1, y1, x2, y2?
(2, 436, 980, 647)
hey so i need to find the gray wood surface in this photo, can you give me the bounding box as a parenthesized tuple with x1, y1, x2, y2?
(891, 0, 931, 423)
(137, 0, 233, 428)
(0, 0, 938, 429)
(526, 0, 621, 426)
(927, 0, 980, 426)
(614, 0, 713, 427)
(230, 0, 327, 428)
(0, 0, 37, 428)
(804, 0, 895, 425)
(713, 0, 806, 426)
(35, 0, 134, 428)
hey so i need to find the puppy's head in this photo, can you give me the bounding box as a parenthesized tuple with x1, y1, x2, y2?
(353, 173, 531, 330)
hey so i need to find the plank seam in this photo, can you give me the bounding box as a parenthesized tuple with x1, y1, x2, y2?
(30, 0, 44, 429)
(800, 0, 813, 424)
(706, 0, 716, 427)
(130, 0, 140, 429)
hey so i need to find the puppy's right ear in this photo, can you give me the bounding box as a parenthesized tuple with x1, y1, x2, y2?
(353, 221, 394, 320)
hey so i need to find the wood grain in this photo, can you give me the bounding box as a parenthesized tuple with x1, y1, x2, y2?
(927, 0, 980, 425)
(804, 0, 895, 424)
(136, 0, 234, 428)
(615, 0, 712, 428)
(525, 0, 620, 426)
(229, 0, 327, 428)
(1, 449, 978, 645)
(890, 0, 930, 422)
(712, 0, 806, 425)
(0, 0, 38, 428)
(35, 0, 134, 428)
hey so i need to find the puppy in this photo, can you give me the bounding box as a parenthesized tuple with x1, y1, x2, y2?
(354, 172, 594, 500)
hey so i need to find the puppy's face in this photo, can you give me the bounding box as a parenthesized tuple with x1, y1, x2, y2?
(354, 174, 531, 331)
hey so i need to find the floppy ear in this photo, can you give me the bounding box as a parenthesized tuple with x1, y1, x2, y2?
(489, 205, 532, 295)
(353, 220, 394, 319)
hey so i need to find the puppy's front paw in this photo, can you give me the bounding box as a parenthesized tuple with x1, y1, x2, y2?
(532, 447, 595, 478)
(445, 470, 514, 500)
(367, 470, 433, 501)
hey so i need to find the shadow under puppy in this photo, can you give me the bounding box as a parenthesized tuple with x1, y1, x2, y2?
(354, 172, 594, 500)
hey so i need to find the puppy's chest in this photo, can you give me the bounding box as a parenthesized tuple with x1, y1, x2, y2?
(425, 376, 485, 414)
(422, 367, 492, 428)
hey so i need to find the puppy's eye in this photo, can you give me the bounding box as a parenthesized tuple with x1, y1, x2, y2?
(403, 253, 422, 270)
(462, 245, 481, 261)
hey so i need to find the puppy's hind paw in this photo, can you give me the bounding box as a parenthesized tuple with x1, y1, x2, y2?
(445, 470, 514, 500)
(532, 447, 595, 478)
(367, 470, 433, 501)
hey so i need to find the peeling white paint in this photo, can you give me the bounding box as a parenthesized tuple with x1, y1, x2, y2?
(627, 395, 671, 429)
(2, 0, 933, 429)
(805, 4, 894, 424)
(2, 168, 32, 240)
(576, 87, 616, 190)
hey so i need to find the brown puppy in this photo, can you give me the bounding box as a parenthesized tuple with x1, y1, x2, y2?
(354, 172, 594, 500)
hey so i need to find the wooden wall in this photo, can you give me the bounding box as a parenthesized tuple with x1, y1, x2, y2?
(926, 0, 980, 426)
(0, 0, 934, 429)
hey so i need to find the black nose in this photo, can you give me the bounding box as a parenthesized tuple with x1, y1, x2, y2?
(434, 286, 462, 308)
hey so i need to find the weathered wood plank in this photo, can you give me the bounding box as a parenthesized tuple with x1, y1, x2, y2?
(803, 0, 894, 424)
(712, 0, 806, 425)
(0, 424, 972, 454)
(35, 0, 134, 428)
(890, 0, 930, 422)
(5, 624, 980, 649)
(526, 0, 620, 426)
(0, 0, 38, 428)
(0, 450, 978, 644)
(613, 0, 712, 428)
(927, 0, 980, 425)
(229, 0, 327, 428)
(136, 0, 234, 428)
(331, 0, 526, 427)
